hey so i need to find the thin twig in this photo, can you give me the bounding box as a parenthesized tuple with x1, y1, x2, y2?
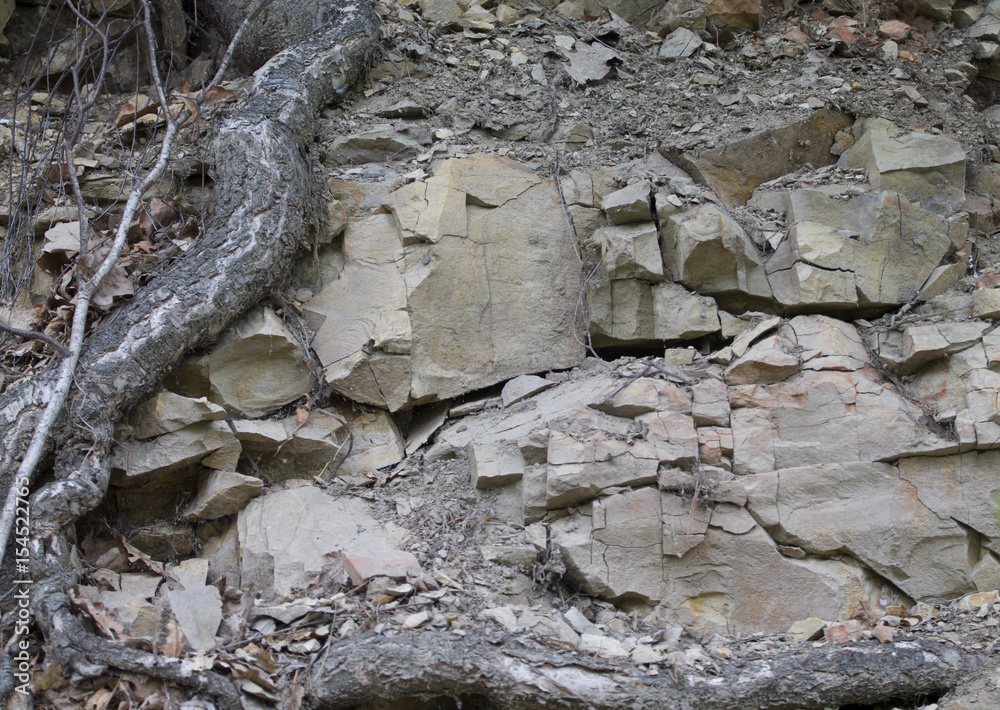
(0, 321, 69, 357)
(0, 0, 181, 565)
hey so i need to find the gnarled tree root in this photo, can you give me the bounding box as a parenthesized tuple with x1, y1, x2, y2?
(306, 630, 985, 710)
(8, 0, 379, 701)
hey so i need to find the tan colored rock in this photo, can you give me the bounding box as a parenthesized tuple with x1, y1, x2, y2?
(877, 322, 990, 374)
(973, 288, 1000, 319)
(111, 421, 237, 483)
(469, 441, 525, 489)
(181, 470, 263, 521)
(306, 214, 411, 410)
(601, 181, 653, 224)
(309, 155, 583, 410)
(652, 282, 721, 340)
(168, 586, 223, 651)
(203, 307, 315, 418)
(838, 119, 966, 215)
(382, 180, 466, 245)
(724, 334, 799, 385)
(692, 377, 730, 426)
(706, 0, 761, 31)
(502, 374, 556, 407)
(898, 451, 1000, 550)
(668, 109, 853, 205)
(339, 411, 406, 476)
(550, 488, 877, 634)
(593, 377, 691, 417)
(495, 3, 519, 23)
(595, 222, 664, 280)
(659, 27, 703, 59)
(744, 462, 975, 601)
(545, 432, 659, 508)
(768, 189, 955, 308)
(588, 279, 655, 345)
(130, 392, 226, 439)
(239, 483, 420, 600)
(232, 409, 350, 480)
(660, 203, 772, 299)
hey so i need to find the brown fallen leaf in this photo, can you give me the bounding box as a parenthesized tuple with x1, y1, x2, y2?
(68, 588, 125, 639)
(160, 618, 186, 657)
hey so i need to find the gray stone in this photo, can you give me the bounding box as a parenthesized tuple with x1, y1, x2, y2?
(324, 124, 421, 165)
(502, 374, 557, 407)
(659, 28, 702, 59)
(130, 392, 226, 439)
(167, 586, 223, 651)
(601, 181, 653, 224)
(238, 483, 420, 600)
(181, 470, 263, 521)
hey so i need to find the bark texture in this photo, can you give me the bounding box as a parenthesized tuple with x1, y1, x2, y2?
(0, 0, 379, 701)
(307, 631, 984, 710)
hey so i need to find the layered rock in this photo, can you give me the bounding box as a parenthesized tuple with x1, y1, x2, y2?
(441, 312, 1000, 634)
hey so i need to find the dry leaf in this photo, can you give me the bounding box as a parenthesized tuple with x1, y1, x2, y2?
(204, 85, 237, 103)
(160, 618, 185, 657)
(295, 407, 310, 427)
(68, 588, 125, 639)
(114, 98, 161, 129)
(83, 687, 115, 710)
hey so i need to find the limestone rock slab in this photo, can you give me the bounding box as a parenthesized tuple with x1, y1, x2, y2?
(238, 483, 420, 600)
(130, 392, 226, 439)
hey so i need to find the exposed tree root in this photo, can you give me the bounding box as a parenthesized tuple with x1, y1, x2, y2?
(305, 630, 985, 710)
(0, 0, 379, 699)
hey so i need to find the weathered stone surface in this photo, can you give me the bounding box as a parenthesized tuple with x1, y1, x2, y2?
(744, 462, 975, 601)
(661, 203, 771, 299)
(706, 0, 761, 31)
(306, 155, 584, 410)
(111, 421, 237, 483)
(724, 334, 799, 385)
(593, 377, 690, 417)
(181, 470, 263, 521)
(324, 124, 421, 165)
(595, 222, 664, 280)
(601, 181, 653, 224)
(469, 441, 525, 489)
(130, 392, 226, 439)
(167, 586, 223, 651)
(652, 282, 721, 340)
(545, 431, 659, 508)
(761, 189, 957, 308)
(550, 487, 877, 634)
(668, 109, 853, 205)
(238, 483, 420, 600)
(838, 119, 966, 215)
(877, 322, 990, 374)
(973, 288, 1000, 319)
(202, 307, 315, 418)
(692, 377, 730, 426)
(659, 27, 703, 58)
(232, 409, 351, 480)
(898, 451, 1000, 555)
(502, 374, 557, 407)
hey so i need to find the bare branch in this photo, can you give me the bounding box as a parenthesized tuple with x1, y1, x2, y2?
(0, 0, 182, 564)
(0, 321, 70, 357)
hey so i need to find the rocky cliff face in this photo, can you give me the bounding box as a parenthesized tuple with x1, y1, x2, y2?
(10, 0, 1000, 701)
